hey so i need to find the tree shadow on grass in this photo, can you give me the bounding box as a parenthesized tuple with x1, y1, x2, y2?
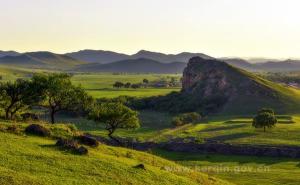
(206, 132, 256, 142)
(224, 120, 253, 124)
(199, 124, 247, 132)
(154, 149, 300, 166)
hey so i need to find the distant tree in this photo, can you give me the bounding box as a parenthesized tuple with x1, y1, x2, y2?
(32, 73, 93, 124)
(0, 79, 42, 120)
(131, 84, 141, 89)
(89, 102, 140, 144)
(143, 79, 149, 84)
(252, 108, 277, 132)
(113, 81, 124, 88)
(124, 82, 131, 88)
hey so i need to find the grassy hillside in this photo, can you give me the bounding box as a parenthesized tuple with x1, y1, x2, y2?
(0, 126, 230, 185)
(220, 67, 300, 115)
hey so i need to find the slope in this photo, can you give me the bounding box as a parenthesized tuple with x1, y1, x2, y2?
(0, 128, 231, 185)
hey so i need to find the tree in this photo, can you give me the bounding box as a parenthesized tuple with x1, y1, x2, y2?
(258, 108, 275, 115)
(89, 102, 140, 144)
(32, 73, 93, 124)
(252, 109, 277, 132)
(0, 79, 42, 120)
(131, 84, 141, 89)
(113, 81, 124, 88)
(124, 82, 131, 88)
(143, 79, 149, 84)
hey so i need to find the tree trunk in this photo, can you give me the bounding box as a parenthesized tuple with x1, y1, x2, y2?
(5, 109, 10, 120)
(50, 109, 55, 124)
(264, 126, 266, 132)
(108, 130, 121, 145)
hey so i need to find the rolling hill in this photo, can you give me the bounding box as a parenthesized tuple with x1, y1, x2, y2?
(255, 59, 300, 72)
(0, 51, 84, 69)
(141, 57, 300, 115)
(66, 49, 130, 64)
(131, 50, 213, 63)
(76, 58, 186, 73)
(0, 50, 20, 58)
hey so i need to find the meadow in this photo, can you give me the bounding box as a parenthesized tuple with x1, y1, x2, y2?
(70, 113, 300, 146)
(71, 73, 181, 98)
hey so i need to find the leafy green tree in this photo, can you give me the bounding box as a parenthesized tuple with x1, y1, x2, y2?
(143, 79, 149, 84)
(0, 79, 42, 120)
(131, 84, 141, 89)
(113, 81, 124, 88)
(252, 109, 277, 132)
(89, 102, 140, 143)
(32, 73, 93, 124)
(124, 82, 131, 88)
(257, 108, 275, 115)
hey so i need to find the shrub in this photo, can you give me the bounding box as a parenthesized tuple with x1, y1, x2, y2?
(172, 117, 184, 126)
(172, 112, 201, 127)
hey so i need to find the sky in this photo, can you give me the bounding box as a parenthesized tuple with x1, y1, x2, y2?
(1, 0, 300, 58)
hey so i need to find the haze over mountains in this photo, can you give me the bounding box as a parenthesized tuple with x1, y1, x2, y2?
(0, 49, 300, 73)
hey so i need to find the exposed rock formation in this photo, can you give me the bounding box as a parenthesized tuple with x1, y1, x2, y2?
(179, 57, 278, 113)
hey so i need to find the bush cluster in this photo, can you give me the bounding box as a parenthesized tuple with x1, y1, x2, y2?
(172, 112, 201, 127)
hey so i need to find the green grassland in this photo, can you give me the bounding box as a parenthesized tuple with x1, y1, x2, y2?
(71, 73, 181, 98)
(0, 125, 230, 185)
(155, 150, 300, 185)
(78, 112, 300, 146)
(0, 68, 181, 98)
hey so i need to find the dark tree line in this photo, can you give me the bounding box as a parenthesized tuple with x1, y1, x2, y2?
(0, 74, 93, 123)
(0, 73, 140, 142)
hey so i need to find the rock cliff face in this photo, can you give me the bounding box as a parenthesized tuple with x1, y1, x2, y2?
(182, 57, 235, 97)
(179, 57, 278, 113)
(141, 56, 290, 115)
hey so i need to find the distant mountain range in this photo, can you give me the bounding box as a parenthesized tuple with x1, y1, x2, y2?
(0, 51, 84, 69)
(66, 49, 212, 64)
(0, 50, 20, 58)
(76, 58, 186, 73)
(1, 49, 300, 73)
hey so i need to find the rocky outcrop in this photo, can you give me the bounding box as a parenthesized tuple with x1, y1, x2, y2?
(25, 124, 50, 137)
(179, 57, 279, 113)
(182, 57, 233, 94)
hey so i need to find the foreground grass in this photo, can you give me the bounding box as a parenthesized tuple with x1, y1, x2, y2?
(0, 129, 229, 185)
(155, 150, 300, 185)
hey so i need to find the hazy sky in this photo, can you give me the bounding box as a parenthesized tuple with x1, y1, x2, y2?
(1, 0, 300, 58)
